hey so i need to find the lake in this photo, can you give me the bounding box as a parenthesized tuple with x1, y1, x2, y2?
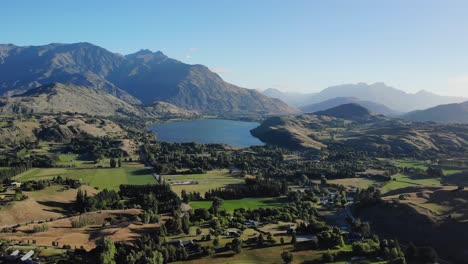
(149, 119, 264, 147)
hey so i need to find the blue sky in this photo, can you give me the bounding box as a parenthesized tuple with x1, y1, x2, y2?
(2, 0, 468, 97)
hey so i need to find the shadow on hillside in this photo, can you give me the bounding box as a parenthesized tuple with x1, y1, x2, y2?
(36, 200, 73, 214)
(127, 168, 152, 176)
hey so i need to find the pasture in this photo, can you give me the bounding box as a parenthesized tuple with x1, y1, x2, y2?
(164, 169, 244, 197)
(190, 197, 286, 211)
(0, 209, 159, 250)
(394, 159, 464, 175)
(14, 162, 155, 191)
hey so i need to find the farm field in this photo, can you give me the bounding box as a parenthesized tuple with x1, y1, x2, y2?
(312, 177, 378, 189)
(173, 244, 384, 264)
(394, 159, 464, 175)
(0, 209, 158, 250)
(381, 173, 443, 194)
(190, 197, 286, 211)
(0, 185, 97, 227)
(13, 163, 155, 191)
(164, 169, 244, 197)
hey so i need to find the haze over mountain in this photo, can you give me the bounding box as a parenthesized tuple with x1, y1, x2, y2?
(402, 101, 468, 124)
(263, 83, 467, 113)
(262, 88, 314, 107)
(0, 43, 296, 115)
(301, 97, 400, 116)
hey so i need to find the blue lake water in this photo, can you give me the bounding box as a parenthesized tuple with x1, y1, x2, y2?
(149, 119, 264, 148)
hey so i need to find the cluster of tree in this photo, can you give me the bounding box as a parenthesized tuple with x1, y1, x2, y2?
(405, 243, 438, 263)
(354, 187, 382, 206)
(75, 189, 121, 213)
(119, 184, 180, 214)
(69, 136, 124, 162)
(231, 201, 319, 224)
(204, 178, 288, 200)
(0, 160, 32, 182)
(109, 158, 122, 168)
(143, 142, 390, 185)
(349, 239, 406, 264)
(181, 190, 203, 203)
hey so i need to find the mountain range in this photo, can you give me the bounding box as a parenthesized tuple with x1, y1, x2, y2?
(251, 104, 468, 156)
(263, 83, 467, 113)
(300, 97, 400, 116)
(0, 82, 198, 118)
(403, 101, 468, 123)
(0, 43, 296, 115)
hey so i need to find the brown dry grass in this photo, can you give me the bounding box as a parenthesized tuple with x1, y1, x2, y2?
(0, 185, 97, 227)
(0, 209, 159, 250)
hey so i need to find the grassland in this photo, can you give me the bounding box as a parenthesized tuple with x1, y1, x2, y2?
(0, 185, 97, 227)
(190, 197, 286, 211)
(312, 177, 378, 189)
(394, 159, 464, 175)
(164, 169, 244, 197)
(14, 159, 155, 191)
(0, 209, 158, 250)
(381, 173, 442, 194)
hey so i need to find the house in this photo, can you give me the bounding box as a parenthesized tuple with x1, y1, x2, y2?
(244, 220, 259, 228)
(10, 182, 21, 188)
(225, 231, 241, 237)
(168, 239, 195, 249)
(20, 250, 34, 261)
(286, 224, 297, 234)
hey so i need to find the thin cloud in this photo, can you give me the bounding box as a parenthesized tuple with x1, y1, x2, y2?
(184, 48, 198, 60)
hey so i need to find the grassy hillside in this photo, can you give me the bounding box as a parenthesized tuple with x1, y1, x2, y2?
(251, 113, 468, 157)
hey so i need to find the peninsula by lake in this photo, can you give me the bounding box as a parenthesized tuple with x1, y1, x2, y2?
(149, 119, 265, 147)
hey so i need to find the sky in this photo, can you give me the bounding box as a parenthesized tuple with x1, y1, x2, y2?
(2, 0, 468, 97)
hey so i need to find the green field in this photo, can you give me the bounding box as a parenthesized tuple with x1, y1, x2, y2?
(190, 197, 286, 211)
(14, 166, 155, 191)
(394, 159, 463, 175)
(165, 169, 244, 197)
(381, 173, 442, 194)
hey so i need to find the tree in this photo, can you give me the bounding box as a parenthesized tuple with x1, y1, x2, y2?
(291, 232, 297, 245)
(257, 234, 265, 247)
(100, 238, 116, 264)
(110, 158, 117, 168)
(182, 213, 191, 234)
(281, 251, 293, 264)
(213, 237, 220, 248)
(322, 250, 335, 263)
(210, 197, 224, 216)
(232, 238, 242, 254)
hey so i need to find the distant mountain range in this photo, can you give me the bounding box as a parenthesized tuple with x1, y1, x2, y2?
(0, 43, 296, 115)
(263, 83, 467, 113)
(263, 88, 314, 107)
(300, 97, 400, 116)
(403, 101, 468, 124)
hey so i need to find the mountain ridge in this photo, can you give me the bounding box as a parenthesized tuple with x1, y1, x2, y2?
(0, 43, 296, 115)
(0, 82, 198, 118)
(402, 101, 468, 124)
(262, 83, 467, 112)
(301, 97, 400, 116)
